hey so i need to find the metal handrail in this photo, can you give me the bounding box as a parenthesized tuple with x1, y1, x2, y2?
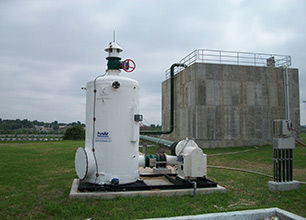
(165, 49, 291, 78)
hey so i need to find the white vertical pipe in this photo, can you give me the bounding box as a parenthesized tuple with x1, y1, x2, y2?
(283, 67, 290, 121)
(285, 67, 290, 121)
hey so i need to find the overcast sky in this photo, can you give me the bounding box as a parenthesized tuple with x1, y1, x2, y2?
(0, 0, 305, 126)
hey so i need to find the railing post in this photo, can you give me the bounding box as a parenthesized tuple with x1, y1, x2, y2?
(254, 54, 256, 66)
(195, 49, 199, 62)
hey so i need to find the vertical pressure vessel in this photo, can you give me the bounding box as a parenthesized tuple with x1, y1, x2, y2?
(75, 41, 140, 185)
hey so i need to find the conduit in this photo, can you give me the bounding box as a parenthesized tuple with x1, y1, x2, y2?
(283, 67, 290, 120)
(140, 63, 187, 135)
(209, 147, 258, 156)
(207, 165, 306, 184)
(296, 139, 306, 147)
(207, 165, 273, 178)
(91, 73, 107, 183)
(140, 135, 174, 147)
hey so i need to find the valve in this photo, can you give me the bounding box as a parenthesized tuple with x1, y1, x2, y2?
(121, 59, 136, 72)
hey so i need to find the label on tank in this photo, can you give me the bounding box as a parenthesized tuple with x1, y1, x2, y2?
(95, 131, 111, 142)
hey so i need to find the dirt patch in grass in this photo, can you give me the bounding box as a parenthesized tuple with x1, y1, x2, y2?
(16, 206, 46, 219)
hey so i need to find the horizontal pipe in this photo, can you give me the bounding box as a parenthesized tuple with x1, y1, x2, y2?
(140, 135, 174, 147)
(165, 154, 177, 165)
(138, 154, 145, 167)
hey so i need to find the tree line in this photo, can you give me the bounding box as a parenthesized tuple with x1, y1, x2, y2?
(0, 118, 162, 140)
(0, 118, 85, 134)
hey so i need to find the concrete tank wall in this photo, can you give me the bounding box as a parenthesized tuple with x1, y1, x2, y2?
(162, 63, 300, 148)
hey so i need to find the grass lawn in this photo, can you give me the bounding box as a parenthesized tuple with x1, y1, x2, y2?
(0, 139, 305, 219)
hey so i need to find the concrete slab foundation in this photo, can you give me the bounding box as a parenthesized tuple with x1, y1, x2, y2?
(143, 208, 305, 220)
(69, 179, 226, 199)
(268, 180, 301, 192)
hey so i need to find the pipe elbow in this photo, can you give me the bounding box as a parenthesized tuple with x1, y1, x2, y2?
(170, 63, 187, 71)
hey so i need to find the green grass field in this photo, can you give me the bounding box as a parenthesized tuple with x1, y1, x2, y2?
(0, 139, 305, 219)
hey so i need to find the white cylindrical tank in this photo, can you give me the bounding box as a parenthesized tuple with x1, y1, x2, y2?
(75, 70, 140, 185)
(75, 41, 141, 185)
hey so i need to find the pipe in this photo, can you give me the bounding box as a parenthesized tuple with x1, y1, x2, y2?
(140, 63, 187, 135)
(193, 181, 197, 196)
(140, 135, 178, 155)
(140, 135, 174, 147)
(285, 67, 290, 120)
(139, 154, 145, 167)
(207, 165, 306, 184)
(207, 165, 273, 178)
(282, 67, 290, 121)
(165, 154, 178, 166)
(296, 139, 306, 147)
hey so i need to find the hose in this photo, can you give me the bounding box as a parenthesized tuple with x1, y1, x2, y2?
(207, 165, 273, 178)
(296, 139, 306, 147)
(207, 165, 306, 184)
(209, 147, 258, 156)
